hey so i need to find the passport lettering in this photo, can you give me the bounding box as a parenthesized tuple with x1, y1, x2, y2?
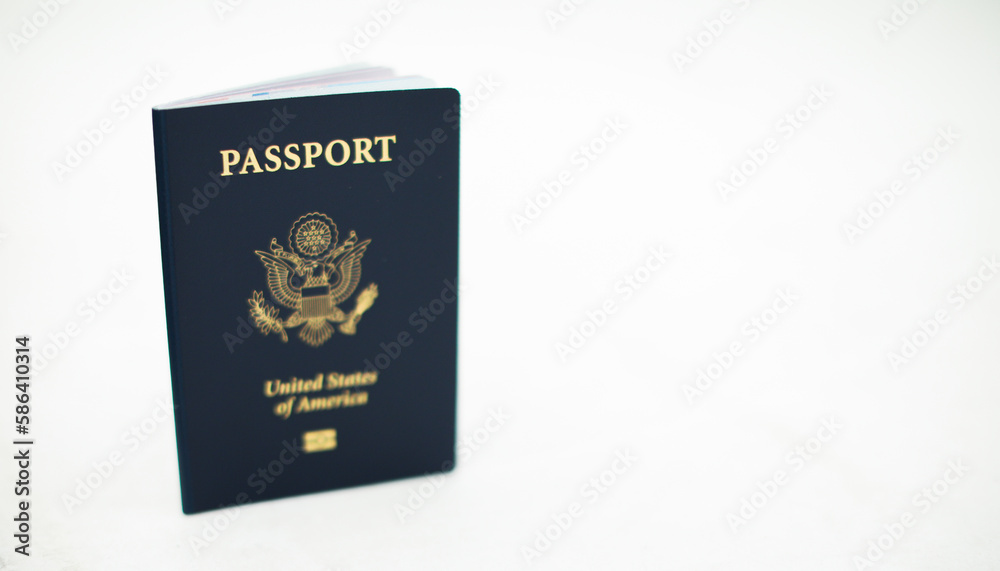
(220, 135, 397, 176)
(265, 371, 378, 420)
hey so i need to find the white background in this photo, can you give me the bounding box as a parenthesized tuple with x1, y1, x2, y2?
(2, 0, 999, 569)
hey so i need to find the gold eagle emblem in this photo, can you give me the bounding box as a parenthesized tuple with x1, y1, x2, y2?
(248, 212, 378, 347)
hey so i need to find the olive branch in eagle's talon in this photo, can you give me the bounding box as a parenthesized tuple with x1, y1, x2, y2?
(248, 290, 288, 342)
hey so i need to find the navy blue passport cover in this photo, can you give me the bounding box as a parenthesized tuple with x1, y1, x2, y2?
(152, 88, 459, 514)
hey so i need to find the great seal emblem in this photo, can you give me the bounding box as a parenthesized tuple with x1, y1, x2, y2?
(248, 213, 378, 347)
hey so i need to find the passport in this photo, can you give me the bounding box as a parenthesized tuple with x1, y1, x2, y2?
(151, 67, 459, 514)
